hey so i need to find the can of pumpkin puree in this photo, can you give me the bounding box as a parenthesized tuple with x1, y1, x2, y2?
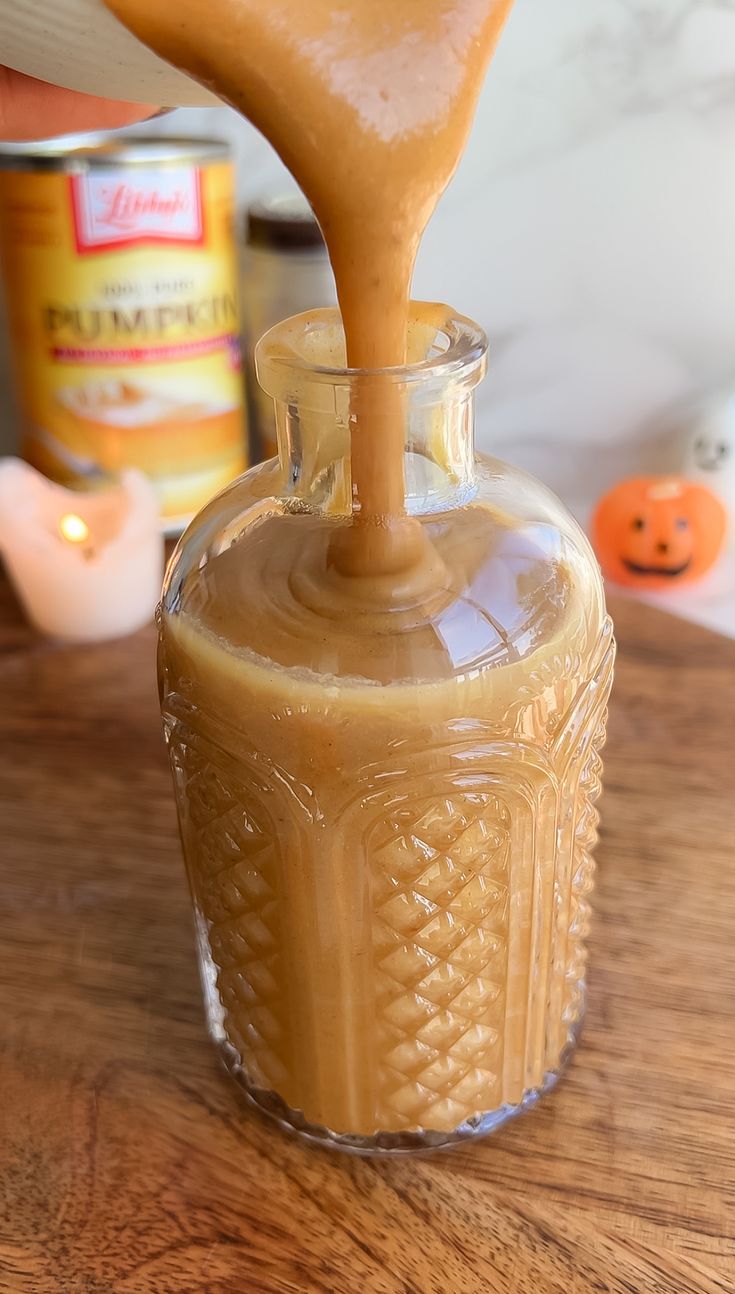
(0, 135, 246, 533)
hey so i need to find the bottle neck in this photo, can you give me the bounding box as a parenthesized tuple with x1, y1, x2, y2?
(273, 378, 478, 516)
(256, 306, 487, 517)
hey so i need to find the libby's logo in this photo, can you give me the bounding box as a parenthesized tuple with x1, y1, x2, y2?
(70, 167, 204, 251)
(98, 184, 192, 228)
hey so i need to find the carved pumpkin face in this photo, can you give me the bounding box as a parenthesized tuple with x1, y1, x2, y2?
(592, 476, 727, 590)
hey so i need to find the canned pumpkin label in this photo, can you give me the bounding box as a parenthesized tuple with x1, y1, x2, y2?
(0, 147, 247, 531)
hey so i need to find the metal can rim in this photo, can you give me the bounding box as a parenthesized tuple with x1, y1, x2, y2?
(0, 133, 230, 172)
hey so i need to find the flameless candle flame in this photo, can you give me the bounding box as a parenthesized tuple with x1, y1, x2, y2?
(58, 513, 90, 545)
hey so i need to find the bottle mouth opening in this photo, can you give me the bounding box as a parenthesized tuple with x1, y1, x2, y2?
(255, 304, 488, 395)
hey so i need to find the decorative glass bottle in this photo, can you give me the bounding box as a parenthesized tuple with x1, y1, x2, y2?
(158, 306, 615, 1152)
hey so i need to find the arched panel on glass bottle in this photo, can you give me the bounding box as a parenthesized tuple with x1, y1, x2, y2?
(164, 698, 314, 1110)
(329, 736, 561, 1136)
(546, 619, 615, 1066)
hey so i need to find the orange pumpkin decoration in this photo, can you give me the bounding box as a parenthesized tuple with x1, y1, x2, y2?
(592, 476, 727, 590)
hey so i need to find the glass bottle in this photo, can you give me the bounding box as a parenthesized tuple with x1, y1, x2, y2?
(158, 306, 614, 1153)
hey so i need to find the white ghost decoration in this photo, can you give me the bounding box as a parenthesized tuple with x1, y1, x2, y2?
(680, 393, 735, 519)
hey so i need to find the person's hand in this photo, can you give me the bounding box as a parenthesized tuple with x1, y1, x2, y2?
(0, 67, 156, 141)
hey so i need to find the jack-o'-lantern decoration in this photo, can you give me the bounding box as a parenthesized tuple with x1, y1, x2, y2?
(592, 476, 727, 590)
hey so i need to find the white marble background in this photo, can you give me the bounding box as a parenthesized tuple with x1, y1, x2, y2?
(3, 0, 735, 628)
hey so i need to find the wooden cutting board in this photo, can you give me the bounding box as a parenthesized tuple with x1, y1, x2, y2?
(0, 571, 733, 1294)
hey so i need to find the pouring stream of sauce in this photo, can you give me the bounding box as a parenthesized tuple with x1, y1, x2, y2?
(104, 0, 514, 573)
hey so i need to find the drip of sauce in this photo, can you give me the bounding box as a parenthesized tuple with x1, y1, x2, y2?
(104, 0, 514, 572)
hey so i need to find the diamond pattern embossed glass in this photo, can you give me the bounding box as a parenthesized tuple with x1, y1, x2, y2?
(158, 307, 614, 1152)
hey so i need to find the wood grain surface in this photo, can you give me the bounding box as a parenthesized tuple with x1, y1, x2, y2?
(0, 568, 733, 1294)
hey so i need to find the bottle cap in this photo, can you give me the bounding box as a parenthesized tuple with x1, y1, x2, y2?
(245, 193, 326, 251)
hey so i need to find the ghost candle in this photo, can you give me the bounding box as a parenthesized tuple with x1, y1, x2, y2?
(0, 459, 163, 641)
(680, 391, 735, 525)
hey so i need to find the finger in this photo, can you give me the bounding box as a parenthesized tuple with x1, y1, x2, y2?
(0, 67, 157, 141)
